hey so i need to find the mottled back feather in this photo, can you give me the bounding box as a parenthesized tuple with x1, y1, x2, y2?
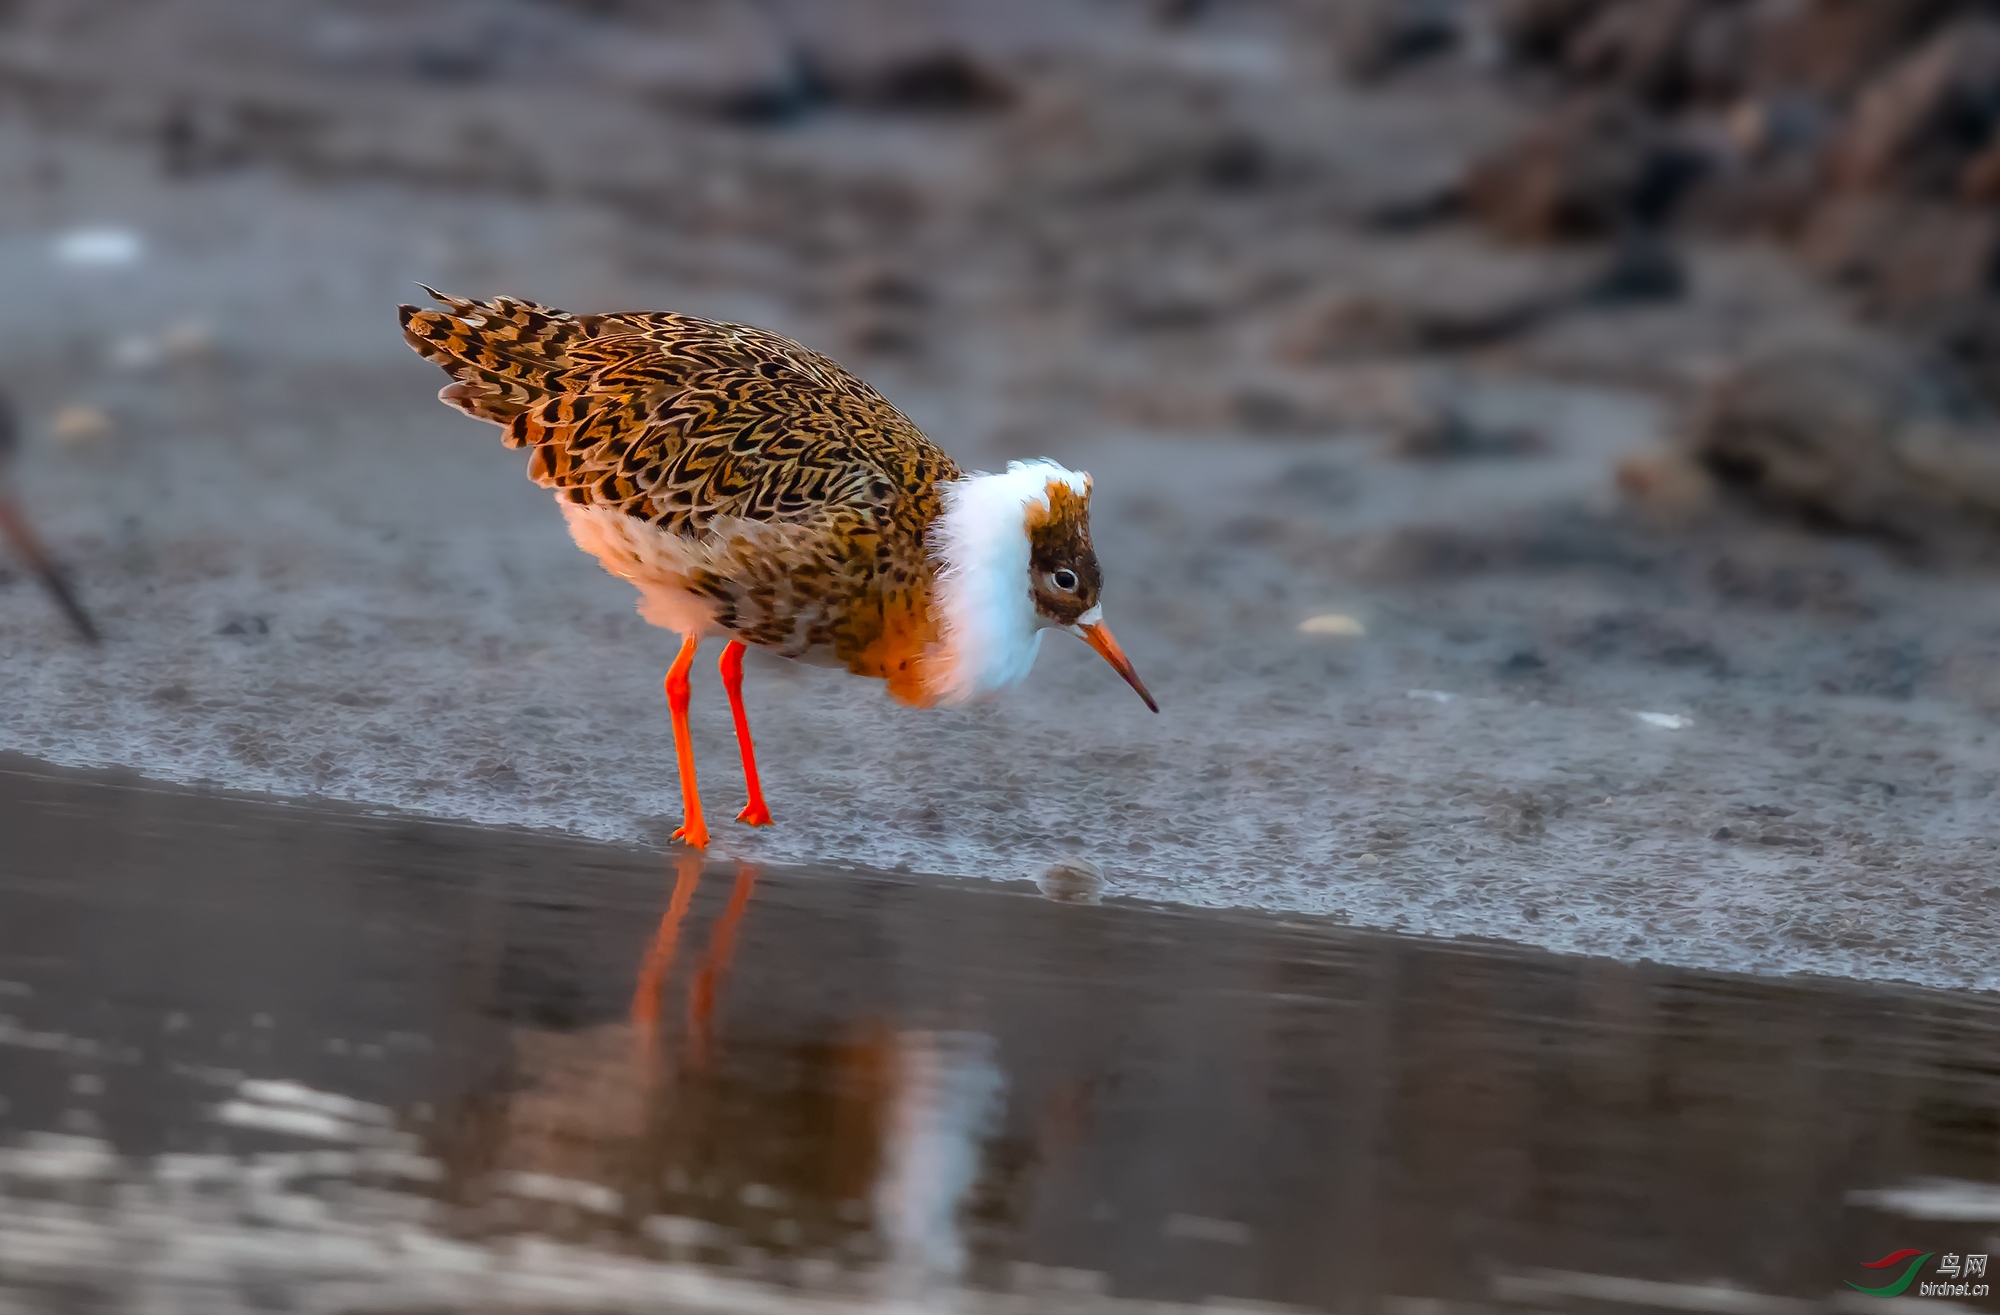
(399, 289, 965, 702)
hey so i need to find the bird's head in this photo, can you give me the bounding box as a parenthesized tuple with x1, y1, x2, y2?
(927, 459, 1157, 712)
(1022, 476, 1157, 712)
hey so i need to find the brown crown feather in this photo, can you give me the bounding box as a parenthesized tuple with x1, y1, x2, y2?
(1024, 477, 1100, 626)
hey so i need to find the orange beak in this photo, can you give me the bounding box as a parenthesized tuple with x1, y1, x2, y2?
(1074, 620, 1159, 712)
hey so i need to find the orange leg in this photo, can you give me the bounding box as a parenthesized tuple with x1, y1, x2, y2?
(665, 633, 709, 849)
(717, 640, 774, 826)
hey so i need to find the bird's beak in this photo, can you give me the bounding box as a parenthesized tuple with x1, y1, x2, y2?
(1072, 619, 1158, 712)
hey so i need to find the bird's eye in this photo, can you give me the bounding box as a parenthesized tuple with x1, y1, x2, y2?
(1052, 569, 1079, 593)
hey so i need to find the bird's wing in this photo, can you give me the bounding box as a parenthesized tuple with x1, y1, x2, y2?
(398, 288, 960, 536)
(400, 290, 958, 697)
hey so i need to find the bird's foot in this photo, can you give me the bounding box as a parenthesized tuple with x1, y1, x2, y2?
(673, 819, 711, 849)
(736, 801, 774, 827)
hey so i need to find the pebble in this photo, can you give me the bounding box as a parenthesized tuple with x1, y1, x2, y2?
(1299, 613, 1366, 637)
(1038, 860, 1105, 905)
(52, 404, 112, 444)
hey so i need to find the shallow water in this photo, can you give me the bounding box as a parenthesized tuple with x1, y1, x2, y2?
(3, 759, 1999, 1313)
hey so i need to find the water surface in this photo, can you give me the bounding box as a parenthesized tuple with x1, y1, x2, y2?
(3, 759, 1997, 1312)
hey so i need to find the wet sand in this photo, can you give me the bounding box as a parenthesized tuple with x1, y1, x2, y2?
(3, 753, 1998, 1314)
(4, 8, 2000, 990)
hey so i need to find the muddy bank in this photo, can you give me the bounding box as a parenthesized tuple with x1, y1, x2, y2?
(0, 2, 1995, 988)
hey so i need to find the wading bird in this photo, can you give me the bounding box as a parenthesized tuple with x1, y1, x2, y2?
(400, 290, 1155, 848)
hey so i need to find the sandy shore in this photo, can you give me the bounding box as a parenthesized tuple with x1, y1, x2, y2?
(3, 754, 1998, 1313)
(2, 5, 1998, 987)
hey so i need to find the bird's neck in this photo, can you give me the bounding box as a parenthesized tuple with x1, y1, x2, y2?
(920, 462, 1082, 705)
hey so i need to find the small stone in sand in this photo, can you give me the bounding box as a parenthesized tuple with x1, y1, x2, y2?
(1299, 613, 1366, 637)
(52, 404, 112, 444)
(1038, 860, 1105, 905)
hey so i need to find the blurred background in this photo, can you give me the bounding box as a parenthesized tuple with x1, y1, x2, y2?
(4, 1, 2000, 1311)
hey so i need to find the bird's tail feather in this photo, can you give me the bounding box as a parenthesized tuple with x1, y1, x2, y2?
(397, 287, 595, 440)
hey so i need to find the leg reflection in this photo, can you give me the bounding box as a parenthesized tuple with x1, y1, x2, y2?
(630, 849, 705, 1029)
(686, 861, 761, 1070)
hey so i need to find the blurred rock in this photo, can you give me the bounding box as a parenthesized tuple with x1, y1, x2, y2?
(711, 48, 834, 126)
(1464, 97, 1706, 240)
(158, 98, 328, 178)
(848, 50, 1013, 114)
(1276, 292, 1540, 360)
(1740, 0, 1964, 103)
(1495, 0, 1748, 107)
(1564, 0, 1711, 107)
(1687, 345, 2000, 549)
(1828, 17, 2000, 195)
(1150, 0, 1213, 25)
(1391, 401, 1546, 460)
(839, 313, 924, 359)
(1352, 178, 1465, 232)
(1493, 0, 1606, 65)
(1502, 0, 1970, 106)
(1924, 299, 2000, 404)
(52, 404, 113, 444)
(1798, 196, 1999, 320)
(1960, 129, 2000, 198)
(714, 47, 1011, 125)
(1722, 92, 1837, 163)
(1081, 128, 1277, 202)
(1278, 240, 1681, 364)
(1615, 449, 1717, 526)
(1229, 386, 1337, 437)
(1275, 296, 1422, 361)
(1471, 1, 2000, 413)
(1333, 0, 1462, 82)
(1572, 234, 1688, 305)
(1681, 97, 1829, 232)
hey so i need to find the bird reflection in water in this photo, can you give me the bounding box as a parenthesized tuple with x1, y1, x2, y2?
(430, 853, 1014, 1297)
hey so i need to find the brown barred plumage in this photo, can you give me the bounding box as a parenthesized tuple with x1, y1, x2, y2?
(398, 287, 961, 705)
